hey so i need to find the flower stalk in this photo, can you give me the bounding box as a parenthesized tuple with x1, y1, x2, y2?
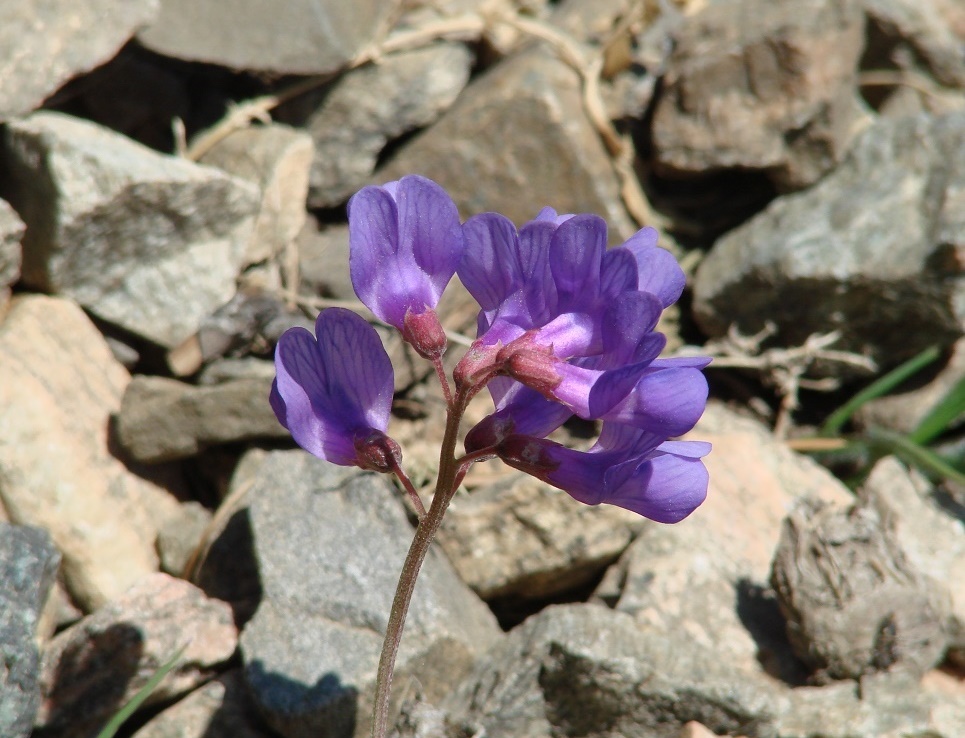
(267, 176, 712, 737)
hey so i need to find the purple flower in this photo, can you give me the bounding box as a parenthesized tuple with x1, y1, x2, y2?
(460, 207, 711, 521)
(498, 425, 711, 523)
(348, 175, 465, 358)
(270, 308, 400, 471)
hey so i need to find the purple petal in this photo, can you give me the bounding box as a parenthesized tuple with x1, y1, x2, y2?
(603, 367, 709, 436)
(312, 309, 394, 431)
(517, 219, 558, 325)
(460, 213, 521, 311)
(348, 185, 400, 322)
(600, 247, 639, 299)
(621, 228, 686, 308)
(549, 214, 606, 312)
(604, 452, 709, 523)
(395, 175, 464, 298)
(598, 292, 664, 367)
(271, 309, 393, 465)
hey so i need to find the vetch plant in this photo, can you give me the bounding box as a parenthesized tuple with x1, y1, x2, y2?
(269, 174, 712, 737)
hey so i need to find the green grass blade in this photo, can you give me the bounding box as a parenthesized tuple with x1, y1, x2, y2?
(867, 427, 965, 486)
(821, 345, 942, 436)
(94, 644, 188, 738)
(909, 373, 965, 445)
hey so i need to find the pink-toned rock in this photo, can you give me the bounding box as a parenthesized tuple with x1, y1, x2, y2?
(38, 573, 237, 737)
(0, 295, 178, 611)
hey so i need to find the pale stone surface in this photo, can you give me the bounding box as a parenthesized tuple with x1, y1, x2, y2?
(277, 43, 472, 208)
(199, 123, 314, 265)
(238, 451, 501, 738)
(378, 46, 636, 239)
(1, 111, 259, 348)
(651, 0, 867, 189)
(0, 296, 167, 611)
(38, 573, 237, 737)
(0, 0, 159, 119)
(437, 472, 646, 600)
(693, 112, 965, 371)
(116, 374, 288, 463)
(138, 0, 398, 74)
(861, 457, 965, 665)
(0, 198, 24, 307)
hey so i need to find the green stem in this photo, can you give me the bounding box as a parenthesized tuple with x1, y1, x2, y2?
(370, 392, 468, 738)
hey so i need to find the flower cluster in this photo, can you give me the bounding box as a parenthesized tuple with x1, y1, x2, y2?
(270, 174, 711, 523)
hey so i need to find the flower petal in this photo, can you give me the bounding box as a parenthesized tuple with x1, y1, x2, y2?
(604, 451, 709, 523)
(270, 309, 394, 466)
(395, 175, 464, 299)
(460, 212, 522, 311)
(621, 228, 686, 308)
(550, 214, 606, 312)
(603, 367, 709, 436)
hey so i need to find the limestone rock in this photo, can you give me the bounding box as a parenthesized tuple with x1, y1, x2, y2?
(1, 111, 259, 348)
(0, 0, 159, 119)
(37, 573, 237, 737)
(199, 123, 314, 265)
(0, 524, 60, 738)
(651, 0, 867, 189)
(137, 0, 398, 75)
(442, 603, 783, 738)
(276, 44, 472, 208)
(378, 46, 635, 239)
(861, 456, 965, 665)
(599, 402, 854, 688)
(238, 451, 501, 738)
(436, 472, 646, 601)
(693, 111, 965, 371)
(770, 498, 949, 680)
(0, 296, 169, 611)
(116, 374, 288, 463)
(862, 0, 965, 89)
(0, 198, 25, 307)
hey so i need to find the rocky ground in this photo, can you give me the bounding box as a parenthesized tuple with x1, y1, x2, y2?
(0, 0, 963, 737)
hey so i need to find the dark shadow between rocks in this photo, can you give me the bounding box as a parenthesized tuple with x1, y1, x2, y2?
(245, 660, 359, 738)
(194, 506, 264, 630)
(33, 622, 144, 738)
(735, 578, 809, 686)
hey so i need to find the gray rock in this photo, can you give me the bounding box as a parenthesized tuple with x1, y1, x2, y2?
(199, 123, 314, 265)
(0, 198, 25, 307)
(198, 356, 277, 385)
(693, 112, 965, 371)
(133, 669, 274, 738)
(0, 0, 159, 119)
(770, 498, 949, 680)
(276, 44, 472, 208)
(0, 524, 60, 738)
(377, 44, 636, 239)
(1, 111, 259, 348)
(116, 374, 288, 464)
(860, 456, 965, 666)
(862, 0, 965, 89)
(436, 472, 646, 601)
(441, 603, 784, 738)
(774, 670, 965, 738)
(37, 573, 237, 737)
(238, 450, 501, 738)
(137, 0, 398, 74)
(601, 403, 852, 684)
(651, 0, 867, 189)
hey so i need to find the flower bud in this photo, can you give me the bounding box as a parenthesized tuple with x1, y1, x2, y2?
(354, 430, 403, 473)
(402, 308, 447, 361)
